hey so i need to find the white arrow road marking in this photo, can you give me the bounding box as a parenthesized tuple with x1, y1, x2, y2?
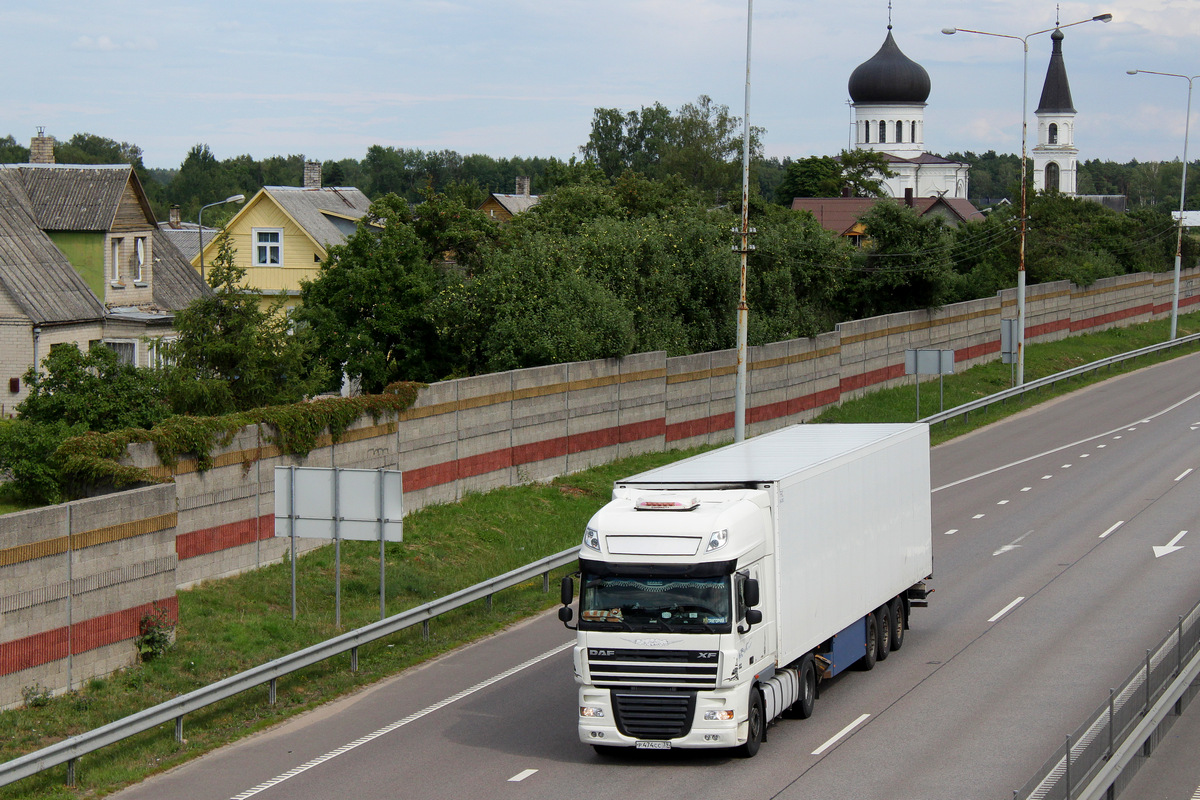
(994, 530, 1034, 556)
(1099, 521, 1125, 539)
(1153, 530, 1188, 559)
(812, 713, 870, 755)
(989, 597, 1025, 623)
(509, 769, 538, 782)
(1176, 468, 1193, 482)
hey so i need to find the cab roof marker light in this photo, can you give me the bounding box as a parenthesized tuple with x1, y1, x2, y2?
(635, 496, 700, 511)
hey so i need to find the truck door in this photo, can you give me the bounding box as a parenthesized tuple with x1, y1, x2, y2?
(737, 569, 769, 674)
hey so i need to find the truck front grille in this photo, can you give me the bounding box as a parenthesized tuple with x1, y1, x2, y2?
(612, 690, 696, 740)
(586, 649, 719, 689)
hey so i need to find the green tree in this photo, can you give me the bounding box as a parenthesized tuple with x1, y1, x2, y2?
(297, 195, 450, 391)
(0, 134, 29, 163)
(162, 232, 329, 413)
(775, 156, 842, 202)
(841, 201, 958, 318)
(19, 343, 168, 431)
(837, 148, 897, 198)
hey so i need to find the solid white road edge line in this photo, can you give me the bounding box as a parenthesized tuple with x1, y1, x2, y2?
(1176, 468, 1193, 482)
(812, 713, 870, 755)
(988, 597, 1025, 623)
(1099, 521, 1125, 539)
(228, 642, 573, 800)
(508, 769, 538, 782)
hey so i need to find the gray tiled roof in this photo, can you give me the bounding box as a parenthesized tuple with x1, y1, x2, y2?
(263, 186, 371, 248)
(13, 163, 134, 231)
(0, 169, 107, 324)
(151, 230, 212, 311)
(157, 221, 217, 262)
(490, 192, 540, 216)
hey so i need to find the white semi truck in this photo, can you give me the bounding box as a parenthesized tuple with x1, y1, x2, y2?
(557, 423, 933, 756)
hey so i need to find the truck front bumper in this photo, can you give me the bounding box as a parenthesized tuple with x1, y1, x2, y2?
(577, 685, 751, 749)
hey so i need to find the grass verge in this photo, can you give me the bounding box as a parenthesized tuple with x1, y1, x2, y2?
(1, 310, 1199, 798)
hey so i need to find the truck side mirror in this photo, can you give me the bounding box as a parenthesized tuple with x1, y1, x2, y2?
(560, 576, 574, 605)
(558, 606, 574, 623)
(745, 609, 762, 626)
(744, 578, 760, 608)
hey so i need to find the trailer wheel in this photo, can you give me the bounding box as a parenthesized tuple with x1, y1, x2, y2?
(890, 598, 905, 651)
(858, 613, 878, 671)
(736, 689, 764, 758)
(876, 606, 892, 662)
(796, 658, 816, 719)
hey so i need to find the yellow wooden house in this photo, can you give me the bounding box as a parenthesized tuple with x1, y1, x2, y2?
(194, 167, 370, 310)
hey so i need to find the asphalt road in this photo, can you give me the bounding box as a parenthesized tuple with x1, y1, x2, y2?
(113, 351, 1200, 800)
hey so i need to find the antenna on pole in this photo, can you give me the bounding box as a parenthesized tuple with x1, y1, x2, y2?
(888, 0, 893, 29)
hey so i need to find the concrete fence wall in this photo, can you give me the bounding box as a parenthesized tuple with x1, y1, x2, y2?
(2, 266, 1197, 706)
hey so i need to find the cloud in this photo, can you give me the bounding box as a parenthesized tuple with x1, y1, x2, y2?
(71, 34, 157, 52)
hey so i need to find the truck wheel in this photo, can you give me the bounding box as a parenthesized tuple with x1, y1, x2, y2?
(890, 598, 905, 651)
(858, 613, 878, 671)
(876, 606, 891, 662)
(796, 658, 816, 719)
(736, 689, 764, 758)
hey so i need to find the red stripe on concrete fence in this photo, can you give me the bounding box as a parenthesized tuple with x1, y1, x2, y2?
(404, 419, 666, 491)
(177, 515, 274, 560)
(1071, 304, 1154, 332)
(0, 597, 178, 677)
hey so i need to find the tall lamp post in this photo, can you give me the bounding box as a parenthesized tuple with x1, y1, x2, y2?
(198, 194, 245, 282)
(734, 0, 755, 442)
(943, 13, 1112, 386)
(1127, 69, 1198, 341)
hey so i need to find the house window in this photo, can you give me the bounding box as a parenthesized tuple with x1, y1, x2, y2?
(134, 237, 146, 282)
(863, 122, 870, 144)
(878, 121, 886, 142)
(911, 121, 917, 142)
(253, 228, 283, 266)
(896, 121, 904, 142)
(103, 339, 136, 366)
(111, 238, 123, 283)
(1046, 162, 1061, 192)
(1048, 123, 1058, 145)
(148, 337, 175, 367)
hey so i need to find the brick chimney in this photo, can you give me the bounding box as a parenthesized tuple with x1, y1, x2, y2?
(303, 160, 322, 190)
(30, 127, 55, 164)
(169, 205, 182, 229)
(904, 188, 914, 208)
(515, 176, 531, 196)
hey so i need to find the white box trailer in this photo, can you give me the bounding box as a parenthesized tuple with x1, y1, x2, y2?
(558, 423, 933, 757)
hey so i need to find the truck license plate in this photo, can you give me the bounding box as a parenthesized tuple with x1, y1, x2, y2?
(636, 741, 671, 750)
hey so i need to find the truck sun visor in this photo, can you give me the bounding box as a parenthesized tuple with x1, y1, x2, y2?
(579, 557, 738, 579)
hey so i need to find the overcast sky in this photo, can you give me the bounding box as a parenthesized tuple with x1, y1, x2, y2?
(3, 1, 1198, 171)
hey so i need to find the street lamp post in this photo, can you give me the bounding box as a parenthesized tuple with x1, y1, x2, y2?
(734, 0, 755, 442)
(197, 194, 245, 282)
(1127, 69, 1198, 341)
(943, 13, 1112, 386)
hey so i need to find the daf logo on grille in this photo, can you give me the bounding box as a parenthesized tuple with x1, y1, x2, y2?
(589, 649, 616, 657)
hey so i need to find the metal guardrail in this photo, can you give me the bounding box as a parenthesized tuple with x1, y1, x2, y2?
(1015, 596, 1200, 800)
(921, 331, 1200, 427)
(0, 547, 579, 788)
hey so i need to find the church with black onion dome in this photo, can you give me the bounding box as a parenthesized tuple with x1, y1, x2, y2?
(848, 24, 970, 199)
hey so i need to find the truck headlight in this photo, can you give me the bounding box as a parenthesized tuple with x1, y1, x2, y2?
(583, 527, 600, 550)
(704, 710, 735, 721)
(706, 529, 728, 552)
(580, 706, 605, 718)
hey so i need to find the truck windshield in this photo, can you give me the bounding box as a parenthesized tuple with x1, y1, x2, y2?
(578, 574, 733, 633)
